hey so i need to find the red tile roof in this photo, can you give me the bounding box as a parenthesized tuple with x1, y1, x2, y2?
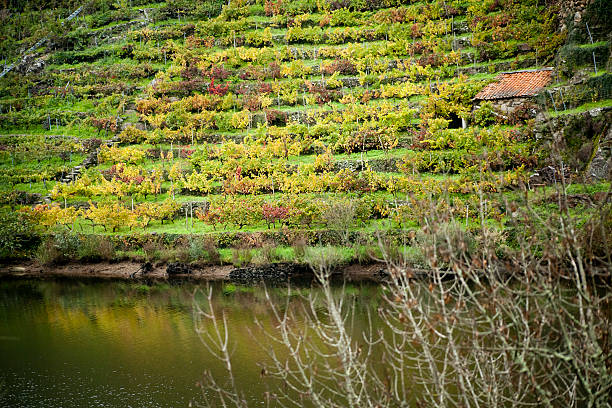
(475, 69, 554, 100)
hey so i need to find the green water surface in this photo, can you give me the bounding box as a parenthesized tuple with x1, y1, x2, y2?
(0, 278, 382, 407)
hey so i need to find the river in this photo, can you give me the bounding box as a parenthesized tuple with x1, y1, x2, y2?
(0, 278, 382, 407)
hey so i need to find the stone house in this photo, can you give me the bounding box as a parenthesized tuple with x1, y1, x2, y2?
(473, 68, 554, 116)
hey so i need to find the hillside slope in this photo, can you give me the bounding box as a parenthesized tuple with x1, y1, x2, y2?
(0, 0, 610, 265)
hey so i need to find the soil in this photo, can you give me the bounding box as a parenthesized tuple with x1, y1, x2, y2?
(0, 261, 393, 283)
(0, 261, 232, 281)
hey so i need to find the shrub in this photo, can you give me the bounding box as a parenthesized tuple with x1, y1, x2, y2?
(581, 204, 612, 261)
(202, 238, 222, 265)
(265, 109, 287, 126)
(232, 247, 253, 267)
(90, 116, 119, 135)
(184, 236, 221, 264)
(322, 59, 356, 75)
(142, 237, 165, 262)
(314, 151, 334, 172)
(290, 234, 308, 261)
(208, 79, 229, 96)
(262, 203, 290, 228)
(35, 231, 80, 265)
(119, 126, 148, 144)
(303, 246, 344, 273)
(254, 245, 284, 264)
(322, 199, 357, 245)
(473, 102, 498, 127)
(77, 235, 116, 262)
(97, 145, 145, 164)
(82, 138, 103, 153)
(264, 0, 282, 16)
(0, 210, 41, 260)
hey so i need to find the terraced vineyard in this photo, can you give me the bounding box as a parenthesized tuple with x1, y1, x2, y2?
(0, 0, 610, 264)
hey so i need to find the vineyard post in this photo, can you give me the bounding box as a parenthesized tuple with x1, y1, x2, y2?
(185, 205, 188, 228)
(559, 88, 567, 111)
(548, 90, 557, 114)
(586, 22, 598, 73)
(452, 16, 455, 50)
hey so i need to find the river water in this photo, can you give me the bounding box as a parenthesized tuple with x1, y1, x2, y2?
(0, 278, 383, 408)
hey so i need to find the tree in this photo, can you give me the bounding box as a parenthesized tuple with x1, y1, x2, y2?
(84, 202, 138, 232)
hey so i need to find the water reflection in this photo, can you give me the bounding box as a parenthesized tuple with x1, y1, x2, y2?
(0, 278, 382, 408)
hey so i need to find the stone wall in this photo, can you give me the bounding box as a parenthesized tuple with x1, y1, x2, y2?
(486, 97, 531, 115)
(559, 0, 595, 32)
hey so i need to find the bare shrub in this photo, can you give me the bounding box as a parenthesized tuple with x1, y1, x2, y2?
(416, 221, 477, 267)
(193, 129, 611, 408)
(193, 184, 611, 407)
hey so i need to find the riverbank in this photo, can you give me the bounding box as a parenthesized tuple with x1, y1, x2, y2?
(0, 260, 392, 282)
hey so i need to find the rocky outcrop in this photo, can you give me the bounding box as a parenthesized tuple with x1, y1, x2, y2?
(15, 54, 46, 75)
(559, 0, 594, 28)
(559, 0, 610, 45)
(587, 125, 612, 180)
(166, 262, 192, 275)
(529, 165, 571, 186)
(535, 106, 612, 175)
(229, 263, 313, 284)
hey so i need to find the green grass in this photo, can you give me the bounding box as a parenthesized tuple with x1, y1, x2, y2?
(548, 99, 612, 117)
(578, 41, 609, 49)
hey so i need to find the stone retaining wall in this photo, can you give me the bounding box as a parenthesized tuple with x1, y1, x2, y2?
(559, 0, 595, 32)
